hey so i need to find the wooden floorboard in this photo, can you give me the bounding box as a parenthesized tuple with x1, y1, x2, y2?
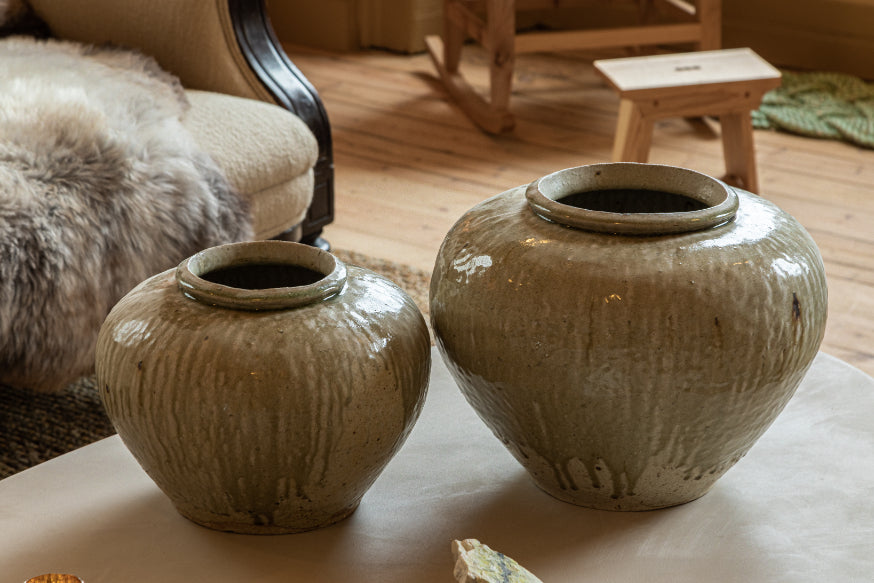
(285, 44, 874, 377)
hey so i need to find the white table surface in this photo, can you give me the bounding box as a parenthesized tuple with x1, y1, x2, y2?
(2, 348, 872, 582)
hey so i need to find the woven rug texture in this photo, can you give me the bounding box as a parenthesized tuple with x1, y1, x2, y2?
(754, 70, 874, 149)
(0, 249, 431, 479)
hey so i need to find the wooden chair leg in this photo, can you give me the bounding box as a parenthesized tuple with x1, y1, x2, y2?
(442, 0, 464, 74)
(696, 0, 722, 50)
(720, 110, 758, 193)
(425, 0, 516, 133)
(638, 0, 656, 22)
(487, 0, 515, 112)
(632, 0, 656, 55)
(612, 99, 653, 162)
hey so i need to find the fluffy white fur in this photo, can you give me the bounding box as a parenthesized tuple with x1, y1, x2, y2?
(0, 37, 252, 392)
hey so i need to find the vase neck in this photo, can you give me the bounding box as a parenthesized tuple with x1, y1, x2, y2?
(525, 163, 739, 235)
(176, 241, 346, 311)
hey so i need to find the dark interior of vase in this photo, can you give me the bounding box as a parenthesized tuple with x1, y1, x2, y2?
(200, 264, 325, 289)
(558, 188, 709, 213)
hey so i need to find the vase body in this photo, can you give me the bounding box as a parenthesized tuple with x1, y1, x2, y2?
(96, 241, 431, 533)
(430, 163, 827, 511)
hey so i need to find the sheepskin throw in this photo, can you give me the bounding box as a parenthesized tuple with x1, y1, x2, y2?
(0, 37, 253, 393)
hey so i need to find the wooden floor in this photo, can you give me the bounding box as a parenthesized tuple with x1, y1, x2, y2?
(285, 44, 874, 376)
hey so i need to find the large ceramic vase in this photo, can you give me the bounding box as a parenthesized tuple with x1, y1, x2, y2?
(96, 241, 431, 533)
(430, 163, 827, 511)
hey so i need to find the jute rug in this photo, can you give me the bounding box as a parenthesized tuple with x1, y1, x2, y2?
(0, 249, 432, 479)
(753, 70, 874, 149)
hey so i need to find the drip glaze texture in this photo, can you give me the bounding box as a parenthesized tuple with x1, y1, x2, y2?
(96, 241, 431, 533)
(430, 163, 827, 511)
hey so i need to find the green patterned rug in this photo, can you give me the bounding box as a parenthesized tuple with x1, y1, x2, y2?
(753, 70, 874, 149)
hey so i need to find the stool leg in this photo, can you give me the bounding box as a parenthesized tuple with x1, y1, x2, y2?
(612, 99, 653, 163)
(720, 110, 758, 193)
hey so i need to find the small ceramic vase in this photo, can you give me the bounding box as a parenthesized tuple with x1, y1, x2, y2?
(430, 163, 828, 511)
(96, 241, 431, 533)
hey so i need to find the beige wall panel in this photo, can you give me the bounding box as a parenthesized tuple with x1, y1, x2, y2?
(267, 0, 874, 79)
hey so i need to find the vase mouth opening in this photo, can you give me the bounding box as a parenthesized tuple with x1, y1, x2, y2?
(526, 163, 739, 235)
(176, 241, 347, 311)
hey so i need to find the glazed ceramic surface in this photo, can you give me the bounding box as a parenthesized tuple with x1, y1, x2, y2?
(96, 241, 431, 533)
(430, 163, 828, 511)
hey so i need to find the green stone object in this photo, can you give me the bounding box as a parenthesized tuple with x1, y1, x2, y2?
(452, 539, 543, 583)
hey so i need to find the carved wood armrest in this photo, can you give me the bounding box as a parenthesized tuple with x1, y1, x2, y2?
(229, 0, 334, 246)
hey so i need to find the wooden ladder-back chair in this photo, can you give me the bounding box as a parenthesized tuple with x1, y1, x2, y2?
(426, 0, 722, 133)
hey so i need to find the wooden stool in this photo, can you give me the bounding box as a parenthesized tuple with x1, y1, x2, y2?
(594, 48, 782, 193)
(426, 0, 723, 134)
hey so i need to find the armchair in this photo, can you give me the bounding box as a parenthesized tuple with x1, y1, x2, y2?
(0, 0, 335, 393)
(24, 0, 334, 247)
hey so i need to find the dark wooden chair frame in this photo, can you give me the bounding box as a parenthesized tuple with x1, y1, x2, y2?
(230, 0, 335, 249)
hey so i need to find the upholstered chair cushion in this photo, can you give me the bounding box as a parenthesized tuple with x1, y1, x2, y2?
(25, 0, 323, 241)
(25, 0, 269, 101)
(183, 90, 318, 240)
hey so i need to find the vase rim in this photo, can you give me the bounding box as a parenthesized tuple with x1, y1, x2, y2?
(176, 240, 346, 311)
(525, 163, 739, 235)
